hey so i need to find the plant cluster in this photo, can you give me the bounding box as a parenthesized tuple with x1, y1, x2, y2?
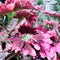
(0, 0, 60, 60)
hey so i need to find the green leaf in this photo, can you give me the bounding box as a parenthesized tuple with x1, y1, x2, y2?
(7, 11, 15, 20)
(40, 14, 47, 20)
(22, 34, 32, 41)
(34, 0, 43, 5)
(56, 0, 60, 5)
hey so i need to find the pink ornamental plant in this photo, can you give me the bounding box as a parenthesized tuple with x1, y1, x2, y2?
(0, 0, 60, 60)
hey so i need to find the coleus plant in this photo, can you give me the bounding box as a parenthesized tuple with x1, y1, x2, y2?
(0, 0, 60, 60)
